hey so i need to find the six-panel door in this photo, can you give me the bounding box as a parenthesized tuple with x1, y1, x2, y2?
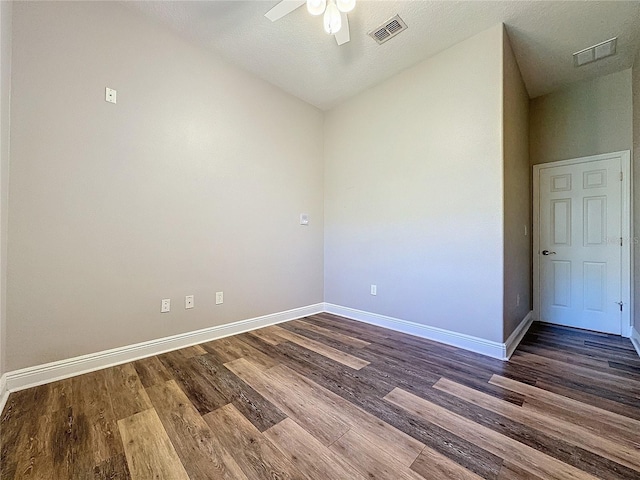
(538, 158, 622, 334)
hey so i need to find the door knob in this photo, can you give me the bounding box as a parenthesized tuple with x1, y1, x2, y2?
(541, 250, 556, 256)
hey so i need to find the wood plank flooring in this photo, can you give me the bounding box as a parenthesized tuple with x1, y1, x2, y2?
(2, 315, 640, 479)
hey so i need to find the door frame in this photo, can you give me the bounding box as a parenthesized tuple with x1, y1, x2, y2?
(533, 151, 632, 337)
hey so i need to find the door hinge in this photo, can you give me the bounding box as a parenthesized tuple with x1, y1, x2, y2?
(617, 301, 624, 311)
(620, 172, 623, 181)
(620, 237, 623, 246)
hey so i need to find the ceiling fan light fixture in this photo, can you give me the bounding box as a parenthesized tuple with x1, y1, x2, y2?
(336, 0, 355, 13)
(307, 0, 326, 16)
(323, 0, 342, 34)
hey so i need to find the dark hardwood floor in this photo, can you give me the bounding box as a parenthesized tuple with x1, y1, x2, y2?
(1, 314, 639, 479)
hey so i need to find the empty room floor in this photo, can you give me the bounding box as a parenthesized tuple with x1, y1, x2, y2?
(1, 314, 639, 479)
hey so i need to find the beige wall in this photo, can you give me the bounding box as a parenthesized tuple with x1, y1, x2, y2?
(502, 29, 531, 340)
(12, 2, 626, 372)
(0, 0, 11, 377)
(324, 25, 506, 343)
(530, 69, 633, 166)
(7, 2, 324, 371)
(634, 51, 640, 333)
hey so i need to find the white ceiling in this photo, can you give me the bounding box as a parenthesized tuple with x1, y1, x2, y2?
(128, 1, 640, 110)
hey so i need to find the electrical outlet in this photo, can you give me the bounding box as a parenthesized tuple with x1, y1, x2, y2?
(370, 284, 377, 296)
(185, 295, 194, 309)
(161, 298, 170, 313)
(216, 291, 224, 305)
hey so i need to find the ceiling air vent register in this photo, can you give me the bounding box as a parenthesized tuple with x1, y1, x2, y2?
(369, 15, 407, 45)
(573, 37, 617, 67)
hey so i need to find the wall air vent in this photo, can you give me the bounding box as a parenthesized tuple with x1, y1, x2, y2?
(368, 15, 407, 45)
(573, 37, 617, 67)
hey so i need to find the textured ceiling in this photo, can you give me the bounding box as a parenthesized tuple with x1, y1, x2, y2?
(127, 1, 640, 110)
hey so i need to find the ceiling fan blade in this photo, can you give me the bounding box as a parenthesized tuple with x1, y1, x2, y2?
(265, 0, 306, 22)
(335, 12, 350, 45)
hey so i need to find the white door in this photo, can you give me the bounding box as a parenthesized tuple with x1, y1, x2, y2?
(537, 157, 623, 334)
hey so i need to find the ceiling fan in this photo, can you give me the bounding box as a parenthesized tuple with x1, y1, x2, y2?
(264, 0, 355, 46)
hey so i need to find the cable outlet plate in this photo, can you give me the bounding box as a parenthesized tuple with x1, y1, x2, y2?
(105, 87, 117, 104)
(185, 295, 194, 309)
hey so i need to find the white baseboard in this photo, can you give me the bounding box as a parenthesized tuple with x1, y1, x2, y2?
(504, 311, 534, 360)
(324, 304, 532, 361)
(3, 303, 323, 396)
(631, 326, 640, 358)
(0, 373, 7, 416)
(0, 302, 538, 405)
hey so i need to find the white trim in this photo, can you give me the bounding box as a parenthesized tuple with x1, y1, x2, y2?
(504, 311, 534, 359)
(0, 373, 7, 415)
(3, 303, 323, 395)
(631, 326, 640, 358)
(533, 162, 540, 323)
(324, 303, 532, 360)
(0, 302, 539, 404)
(621, 152, 632, 337)
(533, 151, 632, 336)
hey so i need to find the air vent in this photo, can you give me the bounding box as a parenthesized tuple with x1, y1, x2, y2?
(573, 37, 617, 67)
(368, 15, 407, 45)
